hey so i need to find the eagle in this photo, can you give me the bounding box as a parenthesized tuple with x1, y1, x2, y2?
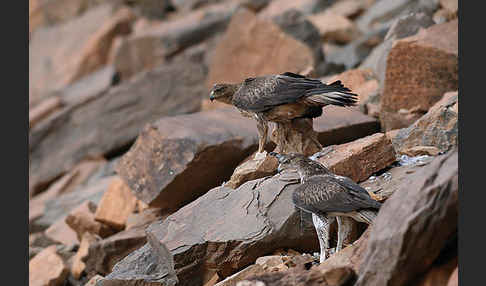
(209, 72, 358, 157)
(269, 152, 381, 263)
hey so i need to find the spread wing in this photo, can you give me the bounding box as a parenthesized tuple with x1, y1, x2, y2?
(292, 175, 381, 214)
(232, 73, 343, 113)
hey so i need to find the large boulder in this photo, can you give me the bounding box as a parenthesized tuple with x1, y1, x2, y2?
(355, 150, 458, 286)
(317, 132, 397, 183)
(104, 175, 319, 286)
(380, 19, 458, 131)
(389, 91, 458, 155)
(29, 56, 206, 195)
(359, 12, 436, 91)
(207, 8, 317, 88)
(29, 3, 135, 108)
(116, 107, 259, 209)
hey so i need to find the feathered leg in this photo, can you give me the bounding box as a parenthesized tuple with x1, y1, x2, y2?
(336, 216, 354, 252)
(255, 116, 268, 159)
(312, 213, 332, 263)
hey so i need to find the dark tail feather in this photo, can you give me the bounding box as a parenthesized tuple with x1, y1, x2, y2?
(355, 209, 378, 224)
(303, 81, 358, 107)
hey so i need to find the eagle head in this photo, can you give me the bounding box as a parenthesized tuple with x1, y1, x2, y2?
(209, 83, 237, 104)
(269, 152, 330, 175)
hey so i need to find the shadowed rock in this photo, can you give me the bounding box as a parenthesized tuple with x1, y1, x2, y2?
(29, 56, 206, 195)
(355, 150, 458, 286)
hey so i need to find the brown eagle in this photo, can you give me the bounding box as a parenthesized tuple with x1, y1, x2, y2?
(269, 152, 381, 262)
(209, 72, 358, 156)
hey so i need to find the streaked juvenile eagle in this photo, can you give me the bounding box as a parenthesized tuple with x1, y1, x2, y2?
(209, 72, 358, 156)
(269, 152, 381, 263)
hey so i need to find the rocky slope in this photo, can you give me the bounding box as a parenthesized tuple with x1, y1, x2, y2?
(29, 0, 458, 285)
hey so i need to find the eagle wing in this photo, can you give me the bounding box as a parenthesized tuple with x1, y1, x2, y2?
(292, 175, 381, 214)
(232, 72, 351, 113)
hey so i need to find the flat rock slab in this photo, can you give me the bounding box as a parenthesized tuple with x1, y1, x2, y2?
(380, 19, 458, 131)
(390, 91, 458, 154)
(355, 150, 458, 286)
(29, 56, 206, 195)
(116, 107, 259, 209)
(105, 175, 319, 286)
(317, 133, 397, 183)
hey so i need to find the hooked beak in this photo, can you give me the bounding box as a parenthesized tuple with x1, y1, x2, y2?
(209, 91, 215, 101)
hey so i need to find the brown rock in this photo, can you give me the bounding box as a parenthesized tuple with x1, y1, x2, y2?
(258, 0, 315, 19)
(94, 177, 138, 230)
(239, 266, 355, 286)
(29, 232, 57, 248)
(308, 12, 361, 44)
(29, 245, 69, 286)
(226, 153, 278, 189)
(440, 0, 458, 14)
(207, 8, 315, 89)
(97, 240, 178, 286)
(29, 55, 205, 196)
(356, 151, 458, 286)
(29, 4, 135, 108)
(355, 0, 439, 32)
(324, 0, 368, 18)
(360, 154, 436, 202)
(29, 65, 116, 154)
(447, 266, 458, 286)
(215, 264, 266, 286)
(29, 96, 63, 129)
(325, 68, 375, 92)
(85, 225, 148, 276)
(416, 256, 457, 286)
(109, 1, 239, 81)
(401, 146, 441, 157)
(34, 175, 115, 235)
(116, 107, 259, 208)
(45, 219, 79, 246)
(228, 107, 381, 188)
(107, 175, 320, 286)
(314, 106, 380, 147)
(126, 207, 167, 230)
(317, 133, 396, 183)
(30, 171, 78, 230)
(360, 12, 435, 91)
(65, 201, 115, 240)
(433, 8, 456, 24)
(380, 19, 458, 131)
(390, 91, 458, 154)
(71, 232, 101, 280)
(85, 274, 104, 286)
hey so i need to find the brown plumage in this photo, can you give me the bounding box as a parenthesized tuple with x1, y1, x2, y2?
(269, 152, 381, 262)
(209, 72, 358, 154)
